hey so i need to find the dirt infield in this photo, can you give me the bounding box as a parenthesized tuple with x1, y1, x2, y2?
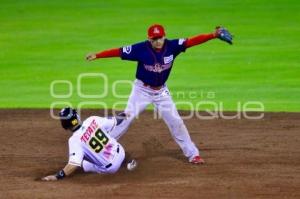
(0, 109, 299, 199)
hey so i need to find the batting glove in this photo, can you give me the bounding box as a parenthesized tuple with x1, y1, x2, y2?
(215, 26, 233, 45)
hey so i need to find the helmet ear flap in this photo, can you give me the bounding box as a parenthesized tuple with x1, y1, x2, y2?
(60, 119, 71, 129)
(59, 107, 80, 130)
(71, 118, 79, 126)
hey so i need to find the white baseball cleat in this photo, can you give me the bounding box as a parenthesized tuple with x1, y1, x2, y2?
(127, 159, 138, 171)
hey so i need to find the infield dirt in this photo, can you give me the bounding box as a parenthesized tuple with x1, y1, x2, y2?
(0, 109, 299, 199)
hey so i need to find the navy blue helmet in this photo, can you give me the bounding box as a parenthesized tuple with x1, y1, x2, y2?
(59, 107, 80, 130)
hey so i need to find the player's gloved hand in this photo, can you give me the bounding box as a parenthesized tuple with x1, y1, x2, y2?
(215, 26, 233, 45)
(86, 53, 97, 61)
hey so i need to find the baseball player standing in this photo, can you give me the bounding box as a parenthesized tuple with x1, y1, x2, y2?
(42, 108, 137, 181)
(86, 24, 233, 164)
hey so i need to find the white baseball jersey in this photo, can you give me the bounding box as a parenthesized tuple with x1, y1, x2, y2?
(68, 116, 121, 169)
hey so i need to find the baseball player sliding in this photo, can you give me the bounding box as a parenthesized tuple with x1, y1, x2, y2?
(86, 24, 233, 164)
(42, 108, 137, 181)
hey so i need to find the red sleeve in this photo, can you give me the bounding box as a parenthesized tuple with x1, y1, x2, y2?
(95, 48, 121, 58)
(185, 33, 217, 48)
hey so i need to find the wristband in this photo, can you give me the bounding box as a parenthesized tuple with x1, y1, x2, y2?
(55, 169, 66, 180)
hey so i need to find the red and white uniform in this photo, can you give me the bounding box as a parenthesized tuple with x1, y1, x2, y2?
(68, 116, 125, 174)
(92, 25, 216, 162)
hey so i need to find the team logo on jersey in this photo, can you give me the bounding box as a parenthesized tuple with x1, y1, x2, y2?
(178, 38, 186, 45)
(144, 63, 172, 73)
(164, 55, 173, 64)
(122, 45, 132, 54)
(154, 63, 163, 73)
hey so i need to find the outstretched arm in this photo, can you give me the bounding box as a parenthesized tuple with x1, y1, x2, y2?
(41, 163, 79, 181)
(185, 33, 217, 48)
(185, 27, 233, 48)
(86, 48, 121, 61)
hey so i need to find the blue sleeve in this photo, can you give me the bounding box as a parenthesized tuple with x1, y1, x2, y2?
(169, 38, 187, 57)
(120, 42, 144, 61)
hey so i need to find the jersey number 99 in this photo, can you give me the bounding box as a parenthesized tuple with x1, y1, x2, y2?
(89, 129, 109, 153)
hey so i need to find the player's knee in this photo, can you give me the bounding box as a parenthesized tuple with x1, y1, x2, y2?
(107, 167, 120, 174)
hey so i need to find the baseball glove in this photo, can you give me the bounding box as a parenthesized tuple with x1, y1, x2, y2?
(215, 26, 233, 45)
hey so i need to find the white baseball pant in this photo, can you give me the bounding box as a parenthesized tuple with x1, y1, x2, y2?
(82, 145, 125, 174)
(110, 79, 199, 160)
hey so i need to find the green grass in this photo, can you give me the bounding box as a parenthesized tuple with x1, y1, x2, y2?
(1, 0, 299, 111)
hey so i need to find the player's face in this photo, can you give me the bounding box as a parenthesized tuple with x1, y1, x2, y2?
(149, 37, 165, 49)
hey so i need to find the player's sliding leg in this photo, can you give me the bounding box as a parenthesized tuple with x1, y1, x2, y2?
(82, 146, 125, 174)
(110, 84, 151, 140)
